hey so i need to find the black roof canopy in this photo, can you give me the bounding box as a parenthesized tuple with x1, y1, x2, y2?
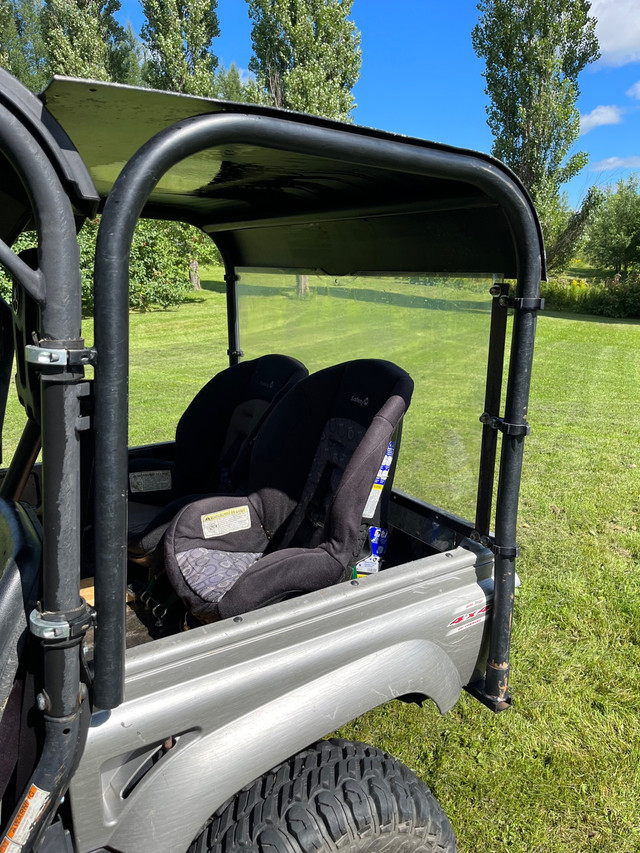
(5, 75, 545, 279)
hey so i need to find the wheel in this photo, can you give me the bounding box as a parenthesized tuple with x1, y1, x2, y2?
(189, 738, 457, 853)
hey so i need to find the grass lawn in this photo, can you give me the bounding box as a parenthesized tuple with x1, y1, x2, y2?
(338, 307, 640, 853)
(2, 269, 638, 852)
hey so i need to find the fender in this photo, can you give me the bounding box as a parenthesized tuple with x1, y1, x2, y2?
(69, 544, 494, 853)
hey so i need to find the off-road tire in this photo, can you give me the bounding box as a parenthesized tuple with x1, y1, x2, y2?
(188, 738, 457, 853)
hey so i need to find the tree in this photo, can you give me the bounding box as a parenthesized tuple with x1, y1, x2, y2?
(140, 0, 219, 96)
(247, 0, 361, 122)
(472, 0, 600, 268)
(586, 176, 640, 276)
(42, 0, 133, 81)
(111, 21, 144, 85)
(139, 0, 224, 286)
(0, 0, 48, 90)
(213, 61, 266, 104)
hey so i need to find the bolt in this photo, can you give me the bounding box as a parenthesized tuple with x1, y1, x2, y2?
(36, 692, 50, 712)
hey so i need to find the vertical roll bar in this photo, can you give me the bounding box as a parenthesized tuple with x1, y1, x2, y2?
(0, 97, 89, 849)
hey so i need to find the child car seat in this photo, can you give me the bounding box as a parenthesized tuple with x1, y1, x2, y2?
(127, 354, 308, 562)
(164, 359, 413, 622)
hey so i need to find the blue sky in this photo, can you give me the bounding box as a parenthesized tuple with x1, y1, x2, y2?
(118, 0, 640, 208)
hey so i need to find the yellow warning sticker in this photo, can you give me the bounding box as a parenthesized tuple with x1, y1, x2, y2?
(201, 505, 251, 539)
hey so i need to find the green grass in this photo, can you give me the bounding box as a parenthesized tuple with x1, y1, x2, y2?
(337, 311, 640, 853)
(562, 261, 612, 283)
(3, 269, 639, 852)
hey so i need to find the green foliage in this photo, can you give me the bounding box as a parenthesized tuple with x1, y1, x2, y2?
(585, 175, 640, 276)
(541, 271, 640, 318)
(0, 220, 221, 312)
(42, 0, 133, 81)
(82, 218, 220, 311)
(213, 61, 267, 104)
(0, 0, 48, 90)
(544, 185, 603, 271)
(111, 20, 144, 85)
(140, 0, 219, 96)
(1, 0, 141, 89)
(472, 0, 600, 264)
(247, 0, 361, 120)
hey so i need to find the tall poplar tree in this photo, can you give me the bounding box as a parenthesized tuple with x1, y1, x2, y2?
(472, 0, 600, 268)
(247, 0, 361, 122)
(140, 0, 219, 96)
(42, 0, 131, 81)
(1, 0, 48, 90)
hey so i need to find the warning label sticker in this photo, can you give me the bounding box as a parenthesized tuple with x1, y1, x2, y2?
(129, 470, 172, 493)
(201, 505, 251, 539)
(1, 785, 50, 850)
(362, 484, 383, 520)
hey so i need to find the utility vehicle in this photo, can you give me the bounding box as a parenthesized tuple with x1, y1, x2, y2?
(0, 68, 545, 853)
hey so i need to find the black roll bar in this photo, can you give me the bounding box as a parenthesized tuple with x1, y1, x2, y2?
(93, 110, 542, 710)
(0, 98, 91, 848)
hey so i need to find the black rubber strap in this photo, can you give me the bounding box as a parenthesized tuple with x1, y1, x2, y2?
(491, 543, 520, 559)
(500, 296, 545, 311)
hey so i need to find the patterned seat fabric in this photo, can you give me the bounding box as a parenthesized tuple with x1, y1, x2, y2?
(165, 359, 414, 623)
(127, 354, 308, 562)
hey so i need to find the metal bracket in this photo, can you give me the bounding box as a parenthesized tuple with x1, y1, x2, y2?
(30, 603, 95, 641)
(498, 295, 545, 311)
(25, 345, 97, 368)
(479, 412, 530, 436)
(227, 349, 244, 358)
(464, 678, 513, 713)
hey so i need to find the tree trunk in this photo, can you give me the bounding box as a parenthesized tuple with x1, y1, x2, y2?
(189, 259, 201, 290)
(296, 273, 309, 297)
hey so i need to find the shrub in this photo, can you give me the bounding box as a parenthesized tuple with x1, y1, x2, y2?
(541, 274, 640, 319)
(0, 218, 221, 312)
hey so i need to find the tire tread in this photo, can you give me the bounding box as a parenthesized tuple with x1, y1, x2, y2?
(189, 739, 456, 853)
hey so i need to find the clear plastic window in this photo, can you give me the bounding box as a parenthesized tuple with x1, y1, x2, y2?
(237, 270, 504, 523)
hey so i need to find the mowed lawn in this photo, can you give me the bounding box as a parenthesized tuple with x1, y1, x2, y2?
(2, 269, 638, 853)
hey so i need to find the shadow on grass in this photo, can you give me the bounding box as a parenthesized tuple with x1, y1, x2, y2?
(231, 281, 492, 315)
(201, 279, 226, 293)
(562, 266, 610, 282)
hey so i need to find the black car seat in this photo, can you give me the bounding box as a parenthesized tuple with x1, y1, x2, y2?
(127, 354, 308, 562)
(164, 359, 413, 622)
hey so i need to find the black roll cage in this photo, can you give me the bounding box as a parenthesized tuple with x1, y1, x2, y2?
(92, 108, 542, 710)
(0, 70, 544, 845)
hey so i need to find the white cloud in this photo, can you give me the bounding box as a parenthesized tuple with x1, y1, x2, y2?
(627, 81, 640, 100)
(579, 104, 624, 134)
(590, 155, 640, 172)
(592, 0, 640, 66)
